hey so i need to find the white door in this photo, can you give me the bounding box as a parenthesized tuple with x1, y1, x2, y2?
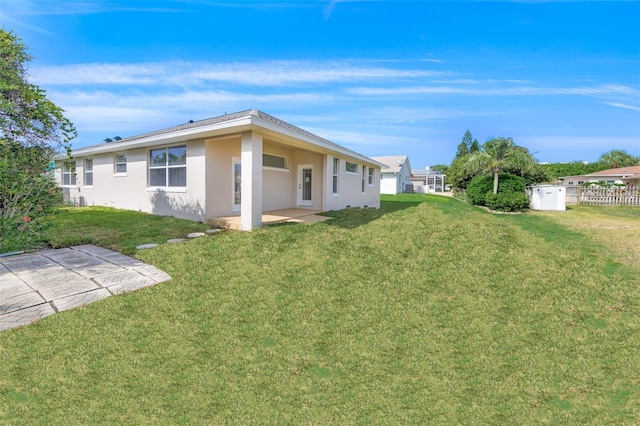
(297, 165, 313, 207)
(232, 157, 241, 212)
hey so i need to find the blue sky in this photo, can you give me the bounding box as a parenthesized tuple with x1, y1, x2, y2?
(2, 0, 639, 168)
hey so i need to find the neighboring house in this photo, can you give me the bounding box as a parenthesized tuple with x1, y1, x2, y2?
(411, 167, 447, 193)
(55, 109, 383, 230)
(371, 155, 413, 194)
(559, 166, 640, 186)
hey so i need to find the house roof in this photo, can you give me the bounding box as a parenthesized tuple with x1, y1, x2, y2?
(585, 165, 640, 178)
(370, 155, 409, 173)
(412, 169, 446, 176)
(559, 166, 640, 181)
(63, 109, 384, 167)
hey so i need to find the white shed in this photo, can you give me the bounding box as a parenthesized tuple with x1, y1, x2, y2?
(528, 185, 566, 211)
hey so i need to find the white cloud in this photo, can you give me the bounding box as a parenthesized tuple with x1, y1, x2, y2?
(346, 84, 639, 97)
(603, 102, 640, 112)
(31, 60, 446, 87)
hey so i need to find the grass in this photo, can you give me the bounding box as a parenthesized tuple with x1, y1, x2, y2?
(1, 196, 638, 424)
(41, 206, 210, 255)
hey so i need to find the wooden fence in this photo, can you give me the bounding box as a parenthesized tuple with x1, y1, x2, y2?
(565, 186, 640, 206)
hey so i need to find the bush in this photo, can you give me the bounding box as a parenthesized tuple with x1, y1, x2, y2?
(0, 141, 62, 253)
(496, 173, 526, 193)
(466, 175, 494, 206)
(466, 173, 528, 211)
(485, 191, 529, 212)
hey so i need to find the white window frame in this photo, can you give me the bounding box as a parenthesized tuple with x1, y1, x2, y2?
(84, 159, 93, 187)
(262, 153, 289, 172)
(332, 157, 339, 195)
(345, 161, 358, 175)
(114, 153, 127, 175)
(361, 165, 366, 194)
(148, 145, 187, 191)
(368, 167, 374, 186)
(62, 161, 76, 187)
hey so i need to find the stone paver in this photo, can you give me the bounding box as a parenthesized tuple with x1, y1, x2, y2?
(186, 232, 205, 238)
(167, 238, 186, 243)
(0, 304, 57, 332)
(0, 245, 171, 332)
(136, 243, 158, 250)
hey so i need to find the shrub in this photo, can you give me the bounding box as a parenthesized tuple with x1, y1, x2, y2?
(466, 175, 494, 206)
(496, 173, 526, 193)
(485, 191, 530, 212)
(0, 141, 62, 253)
(466, 173, 528, 211)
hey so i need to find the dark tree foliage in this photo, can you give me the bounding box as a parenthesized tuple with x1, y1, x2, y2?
(455, 130, 474, 159)
(1, 29, 76, 252)
(429, 164, 449, 174)
(598, 150, 640, 169)
(539, 162, 605, 181)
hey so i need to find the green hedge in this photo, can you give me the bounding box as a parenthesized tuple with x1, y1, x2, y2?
(466, 173, 528, 211)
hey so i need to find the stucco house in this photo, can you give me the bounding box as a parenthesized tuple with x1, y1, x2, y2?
(371, 155, 413, 194)
(56, 109, 383, 230)
(559, 165, 640, 186)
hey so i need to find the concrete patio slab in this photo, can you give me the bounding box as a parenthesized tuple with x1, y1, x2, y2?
(0, 245, 171, 332)
(209, 208, 332, 230)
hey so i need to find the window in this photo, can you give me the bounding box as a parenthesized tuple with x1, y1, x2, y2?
(345, 161, 357, 174)
(368, 167, 374, 185)
(115, 153, 127, 174)
(332, 158, 339, 194)
(361, 165, 366, 193)
(263, 153, 288, 170)
(84, 159, 93, 186)
(62, 161, 76, 186)
(149, 146, 187, 187)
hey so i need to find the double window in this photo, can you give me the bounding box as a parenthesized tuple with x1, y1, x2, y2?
(361, 165, 366, 193)
(368, 167, 374, 186)
(84, 159, 93, 186)
(149, 146, 187, 187)
(62, 162, 76, 186)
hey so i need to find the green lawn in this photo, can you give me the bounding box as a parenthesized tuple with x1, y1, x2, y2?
(42, 206, 210, 255)
(1, 196, 638, 424)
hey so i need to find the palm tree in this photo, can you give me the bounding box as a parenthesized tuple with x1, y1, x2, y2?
(598, 150, 640, 169)
(465, 137, 536, 194)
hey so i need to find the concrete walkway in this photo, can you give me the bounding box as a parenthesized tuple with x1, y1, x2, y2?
(0, 245, 170, 332)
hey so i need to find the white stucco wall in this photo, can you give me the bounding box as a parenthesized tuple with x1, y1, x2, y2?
(58, 139, 207, 221)
(323, 155, 380, 211)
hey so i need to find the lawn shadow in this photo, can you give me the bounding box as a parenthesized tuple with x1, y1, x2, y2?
(321, 195, 426, 229)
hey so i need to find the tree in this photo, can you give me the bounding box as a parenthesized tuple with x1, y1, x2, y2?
(1, 30, 76, 251)
(454, 130, 473, 159)
(469, 138, 480, 154)
(429, 164, 449, 175)
(463, 137, 537, 194)
(540, 161, 604, 181)
(598, 149, 639, 169)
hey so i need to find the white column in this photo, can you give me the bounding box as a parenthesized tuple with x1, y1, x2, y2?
(241, 131, 263, 231)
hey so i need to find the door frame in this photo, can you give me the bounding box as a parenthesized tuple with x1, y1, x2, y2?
(232, 157, 241, 212)
(297, 164, 313, 207)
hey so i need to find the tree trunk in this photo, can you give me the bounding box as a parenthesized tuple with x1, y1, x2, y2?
(493, 170, 499, 194)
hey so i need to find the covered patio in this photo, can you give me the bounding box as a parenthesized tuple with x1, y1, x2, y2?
(208, 208, 331, 230)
